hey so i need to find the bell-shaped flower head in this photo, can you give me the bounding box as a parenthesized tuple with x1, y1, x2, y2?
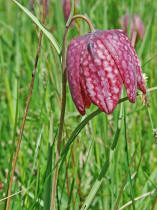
(66, 30, 146, 115)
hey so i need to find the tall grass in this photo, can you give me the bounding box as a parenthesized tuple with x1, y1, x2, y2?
(0, 0, 157, 209)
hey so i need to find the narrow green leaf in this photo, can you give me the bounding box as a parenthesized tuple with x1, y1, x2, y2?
(43, 113, 54, 210)
(138, 16, 153, 58)
(12, 0, 61, 55)
(0, 40, 14, 127)
(61, 109, 101, 157)
(111, 98, 123, 150)
(67, 178, 75, 209)
(81, 150, 110, 210)
(123, 105, 135, 210)
(43, 143, 53, 210)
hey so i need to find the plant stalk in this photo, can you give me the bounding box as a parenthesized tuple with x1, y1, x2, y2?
(50, 13, 95, 210)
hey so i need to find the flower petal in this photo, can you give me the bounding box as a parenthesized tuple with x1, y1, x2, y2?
(66, 35, 89, 115)
(95, 30, 138, 103)
(80, 72, 92, 109)
(81, 35, 123, 114)
(117, 30, 146, 94)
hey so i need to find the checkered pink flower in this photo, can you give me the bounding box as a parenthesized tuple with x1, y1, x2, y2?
(66, 29, 146, 115)
(119, 13, 145, 45)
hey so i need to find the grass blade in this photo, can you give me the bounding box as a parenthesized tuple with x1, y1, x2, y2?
(123, 104, 135, 210)
(12, 0, 60, 54)
(111, 103, 123, 150)
(80, 149, 110, 210)
(43, 143, 53, 210)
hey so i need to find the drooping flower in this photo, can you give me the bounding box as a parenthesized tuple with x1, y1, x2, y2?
(66, 29, 146, 115)
(119, 13, 145, 45)
(62, 0, 78, 22)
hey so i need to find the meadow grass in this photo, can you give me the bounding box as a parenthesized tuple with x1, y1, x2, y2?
(0, 0, 157, 209)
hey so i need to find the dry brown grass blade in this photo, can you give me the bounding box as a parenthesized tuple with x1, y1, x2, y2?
(119, 190, 157, 210)
(0, 191, 22, 202)
(151, 194, 157, 210)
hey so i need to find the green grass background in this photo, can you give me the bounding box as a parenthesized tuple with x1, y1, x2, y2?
(0, 0, 157, 209)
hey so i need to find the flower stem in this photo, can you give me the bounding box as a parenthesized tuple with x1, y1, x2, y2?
(71, 14, 95, 32)
(50, 13, 95, 210)
(123, 105, 135, 210)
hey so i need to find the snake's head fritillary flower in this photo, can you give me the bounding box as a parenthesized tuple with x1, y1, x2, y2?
(62, 0, 78, 22)
(66, 30, 146, 115)
(119, 13, 145, 45)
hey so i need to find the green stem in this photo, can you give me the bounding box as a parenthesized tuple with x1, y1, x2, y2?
(50, 12, 95, 209)
(111, 102, 123, 150)
(123, 104, 135, 210)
